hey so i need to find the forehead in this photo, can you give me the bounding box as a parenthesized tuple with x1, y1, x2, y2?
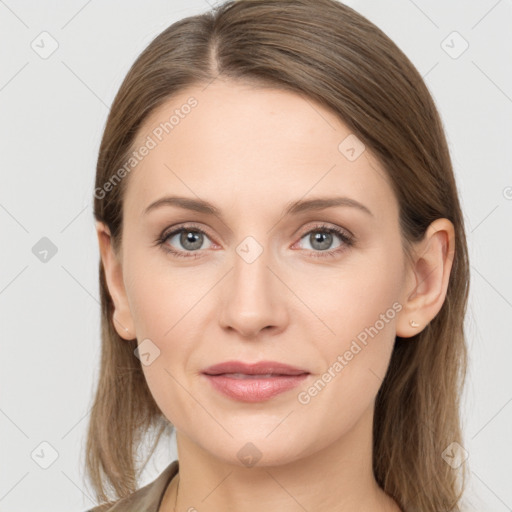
(125, 80, 396, 220)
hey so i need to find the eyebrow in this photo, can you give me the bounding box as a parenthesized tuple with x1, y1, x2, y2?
(142, 195, 373, 218)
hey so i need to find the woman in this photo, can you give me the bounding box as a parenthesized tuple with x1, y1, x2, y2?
(86, 0, 470, 510)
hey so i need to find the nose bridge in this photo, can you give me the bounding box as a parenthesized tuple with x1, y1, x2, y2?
(219, 234, 287, 337)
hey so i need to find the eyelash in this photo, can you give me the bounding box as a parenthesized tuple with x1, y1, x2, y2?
(155, 222, 355, 260)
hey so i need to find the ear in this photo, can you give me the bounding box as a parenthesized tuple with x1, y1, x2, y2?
(396, 218, 455, 338)
(95, 221, 136, 340)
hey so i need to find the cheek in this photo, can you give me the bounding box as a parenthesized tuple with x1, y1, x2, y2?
(304, 248, 403, 346)
(298, 246, 403, 402)
(124, 248, 202, 338)
(124, 258, 213, 425)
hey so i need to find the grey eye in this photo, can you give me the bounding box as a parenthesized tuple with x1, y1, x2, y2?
(299, 230, 342, 251)
(167, 229, 212, 252)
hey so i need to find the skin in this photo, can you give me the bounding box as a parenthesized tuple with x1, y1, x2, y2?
(96, 79, 455, 512)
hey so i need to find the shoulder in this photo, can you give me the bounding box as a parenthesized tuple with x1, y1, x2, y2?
(85, 460, 179, 512)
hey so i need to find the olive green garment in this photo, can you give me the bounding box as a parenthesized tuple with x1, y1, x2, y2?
(86, 460, 179, 512)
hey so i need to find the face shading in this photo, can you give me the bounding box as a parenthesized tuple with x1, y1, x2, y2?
(112, 79, 409, 467)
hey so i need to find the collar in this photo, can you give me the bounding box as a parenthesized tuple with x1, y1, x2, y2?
(91, 459, 179, 512)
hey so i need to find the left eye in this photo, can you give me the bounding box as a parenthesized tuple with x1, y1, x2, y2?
(297, 228, 344, 252)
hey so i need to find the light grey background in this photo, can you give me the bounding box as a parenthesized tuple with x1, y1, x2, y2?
(1, 1, 511, 511)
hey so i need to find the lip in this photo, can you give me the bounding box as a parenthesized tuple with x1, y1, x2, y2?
(202, 360, 309, 376)
(202, 360, 310, 402)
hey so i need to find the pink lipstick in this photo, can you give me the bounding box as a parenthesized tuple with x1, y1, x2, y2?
(202, 360, 310, 402)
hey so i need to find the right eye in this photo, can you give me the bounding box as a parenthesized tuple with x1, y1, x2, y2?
(157, 225, 215, 259)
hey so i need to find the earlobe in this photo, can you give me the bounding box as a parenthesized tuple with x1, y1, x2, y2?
(396, 218, 455, 338)
(113, 313, 134, 339)
(95, 221, 136, 340)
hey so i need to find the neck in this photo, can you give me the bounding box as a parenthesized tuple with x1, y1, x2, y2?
(160, 405, 401, 512)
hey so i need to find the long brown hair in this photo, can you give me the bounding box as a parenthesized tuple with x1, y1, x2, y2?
(87, 1, 470, 510)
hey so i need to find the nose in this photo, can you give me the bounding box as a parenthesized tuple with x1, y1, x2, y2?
(218, 246, 289, 339)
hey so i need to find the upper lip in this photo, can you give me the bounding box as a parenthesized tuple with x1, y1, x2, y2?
(202, 360, 309, 376)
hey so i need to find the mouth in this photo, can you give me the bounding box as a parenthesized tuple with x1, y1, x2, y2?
(210, 372, 304, 379)
(202, 360, 309, 377)
(201, 361, 310, 402)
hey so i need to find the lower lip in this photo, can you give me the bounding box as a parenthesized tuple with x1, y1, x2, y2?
(203, 373, 309, 402)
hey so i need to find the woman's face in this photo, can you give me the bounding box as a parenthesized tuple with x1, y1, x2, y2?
(110, 79, 412, 466)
